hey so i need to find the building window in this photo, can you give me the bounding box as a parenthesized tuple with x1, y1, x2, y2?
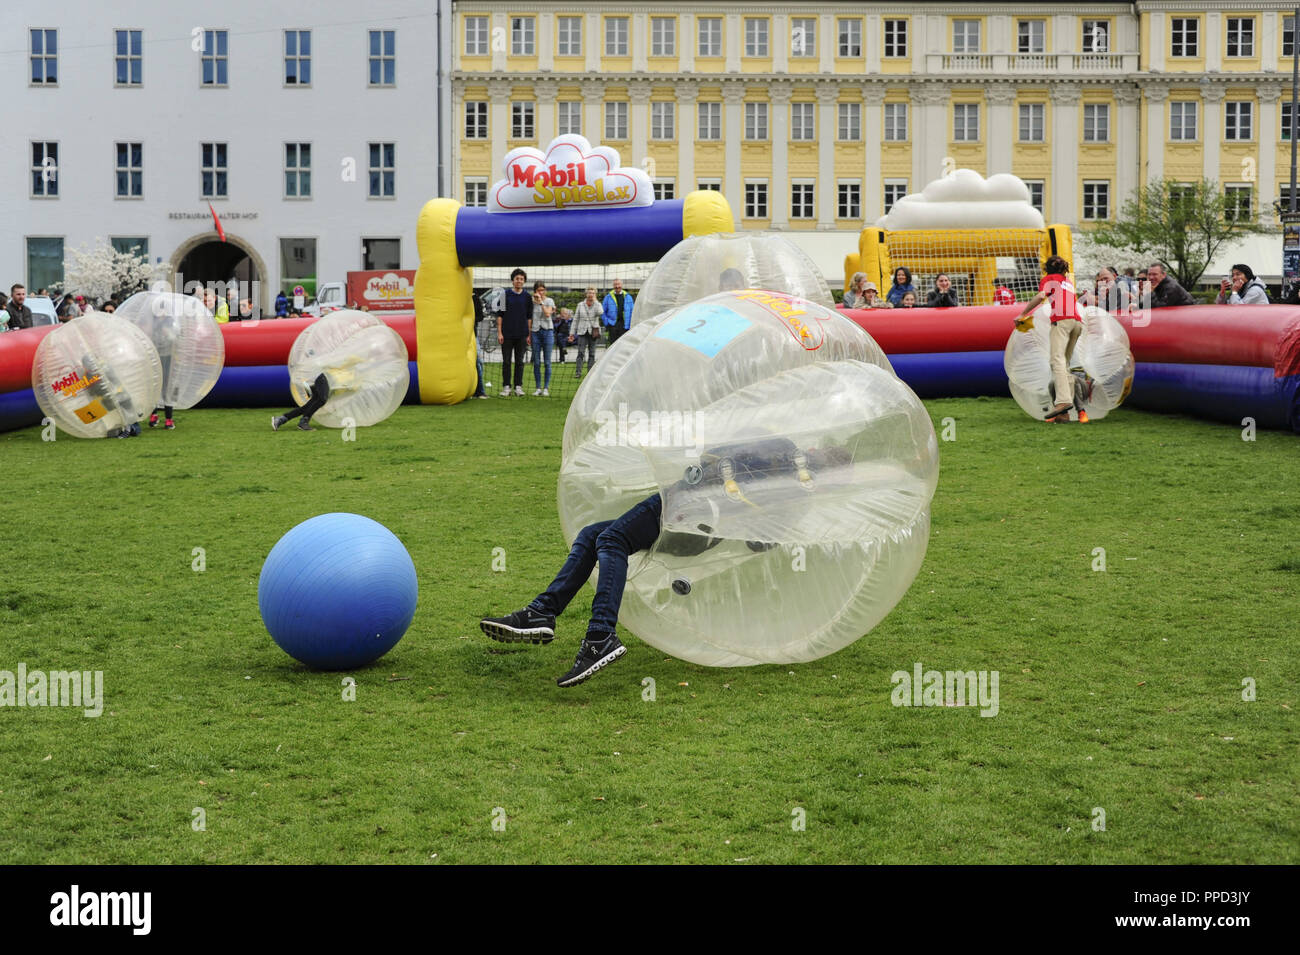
(1082, 181, 1110, 220)
(368, 142, 395, 197)
(791, 18, 816, 58)
(284, 143, 310, 198)
(744, 18, 768, 57)
(792, 103, 815, 141)
(838, 103, 861, 141)
(465, 16, 488, 56)
(362, 238, 400, 272)
(605, 102, 628, 140)
(1170, 18, 1198, 58)
(201, 142, 227, 198)
(201, 30, 228, 85)
(698, 102, 721, 140)
(884, 180, 908, 213)
(1083, 104, 1109, 143)
(284, 30, 311, 85)
(1284, 102, 1295, 141)
(884, 20, 908, 58)
(653, 180, 675, 201)
(369, 30, 395, 85)
(114, 29, 142, 86)
(30, 29, 57, 85)
(280, 238, 316, 293)
(605, 17, 628, 56)
(1226, 18, 1254, 58)
(110, 237, 148, 259)
(557, 16, 582, 56)
(1082, 20, 1109, 54)
(791, 182, 814, 219)
(512, 102, 535, 139)
(651, 17, 675, 56)
(838, 19, 862, 58)
(558, 101, 582, 136)
(1277, 184, 1296, 211)
(1170, 102, 1198, 141)
(511, 17, 534, 55)
(698, 18, 722, 57)
(952, 20, 980, 54)
(1224, 184, 1253, 222)
(1224, 102, 1253, 141)
(464, 179, 488, 207)
(27, 237, 64, 292)
(745, 103, 768, 140)
(1286, 17, 1296, 58)
(31, 142, 58, 197)
(954, 103, 979, 142)
(651, 102, 675, 140)
(1025, 180, 1045, 213)
(697, 179, 721, 192)
(1018, 103, 1044, 142)
(883, 103, 908, 141)
(465, 101, 487, 139)
(115, 142, 143, 198)
(744, 181, 768, 218)
(1017, 20, 1045, 54)
(837, 181, 861, 220)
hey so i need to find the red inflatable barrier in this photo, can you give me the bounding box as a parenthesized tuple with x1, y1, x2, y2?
(220, 313, 418, 366)
(1115, 306, 1300, 376)
(0, 325, 57, 392)
(841, 305, 1019, 354)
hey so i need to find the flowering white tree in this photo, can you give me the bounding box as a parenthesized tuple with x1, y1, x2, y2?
(60, 239, 170, 305)
(1071, 231, 1144, 285)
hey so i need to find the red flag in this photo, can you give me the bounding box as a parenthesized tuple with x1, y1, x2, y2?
(208, 203, 227, 243)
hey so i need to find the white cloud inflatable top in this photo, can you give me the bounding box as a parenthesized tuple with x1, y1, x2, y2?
(490, 134, 654, 213)
(875, 169, 1046, 231)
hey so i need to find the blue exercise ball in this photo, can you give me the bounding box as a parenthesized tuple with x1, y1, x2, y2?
(259, 513, 418, 669)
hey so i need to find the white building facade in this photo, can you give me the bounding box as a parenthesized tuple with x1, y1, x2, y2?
(2, 0, 453, 310)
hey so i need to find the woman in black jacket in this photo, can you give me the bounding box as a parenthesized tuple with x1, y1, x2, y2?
(925, 274, 960, 307)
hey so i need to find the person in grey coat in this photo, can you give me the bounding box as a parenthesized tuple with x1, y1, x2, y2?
(1216, 264, 1270, 305)
(571, 286, 603, 380)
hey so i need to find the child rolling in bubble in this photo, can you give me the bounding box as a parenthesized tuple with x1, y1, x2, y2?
(270, 353, 366, 432)
(1015, 255, 1085, 423)
(479, 438, 847, 687)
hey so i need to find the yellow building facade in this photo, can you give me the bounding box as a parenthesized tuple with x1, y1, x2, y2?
(453, 1, 1297, 239)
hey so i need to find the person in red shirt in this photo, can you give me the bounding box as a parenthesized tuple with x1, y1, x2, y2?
(993, 284, 1015, 305)
(1015, 255, 1083, 422)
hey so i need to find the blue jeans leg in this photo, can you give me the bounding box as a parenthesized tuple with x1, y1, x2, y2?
(532, 328, 554, 389)
(529, 494, 662, 637)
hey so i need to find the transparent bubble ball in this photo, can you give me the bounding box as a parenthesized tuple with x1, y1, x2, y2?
(115, 290, 225, 410)
(559, 290, 939, 667)
(31, 312, 162, 438)
(1004, 304, 1135, 421)
(635, 232, 834, 328)
(287, 310, 410, 428)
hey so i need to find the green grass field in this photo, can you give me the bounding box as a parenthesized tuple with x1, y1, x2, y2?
(1, 397, 1296, 864)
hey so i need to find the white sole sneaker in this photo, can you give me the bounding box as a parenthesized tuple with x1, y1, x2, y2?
(542, 389, 549, 396)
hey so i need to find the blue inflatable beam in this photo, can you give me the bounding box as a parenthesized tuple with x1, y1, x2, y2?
(1127, 363, 1300, 433)
(887, 351, 1010, 399)
(0, 388, 41, 433)
(197, 363, 422, 409)
(455, 201, 688, 267)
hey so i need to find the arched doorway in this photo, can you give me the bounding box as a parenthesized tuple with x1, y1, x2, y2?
(170, 232, 269, 318)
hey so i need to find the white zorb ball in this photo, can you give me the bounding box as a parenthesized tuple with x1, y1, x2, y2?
(635, 232, 835, 327)
(1004, 304, 1135, 420)
(115, 291, 225, 409)
(287, 310, 409, 428)
(32, 313, 162, 438)
(560, 289, 939, 667)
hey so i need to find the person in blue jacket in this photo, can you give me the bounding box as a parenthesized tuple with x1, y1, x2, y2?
(602, 278, 635, 347)
(885, 267, 915, 308)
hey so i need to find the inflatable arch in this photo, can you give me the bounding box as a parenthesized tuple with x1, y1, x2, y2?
(844, 225, 1074, 306)
(413, 189, 734, 404)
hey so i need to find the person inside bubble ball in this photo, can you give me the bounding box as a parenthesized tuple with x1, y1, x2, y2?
(479, 438, 850, 687)
(1015, 254, 1083, 423)
(270, 352, 366, 432)
(718, 267, 747, 292)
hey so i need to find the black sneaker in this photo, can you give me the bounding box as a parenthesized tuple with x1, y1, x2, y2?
(271, 415, 287, 431)
(480, 607, 555, 644)
(557, 633, 626, 687)
(297, 418, 315, 431)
